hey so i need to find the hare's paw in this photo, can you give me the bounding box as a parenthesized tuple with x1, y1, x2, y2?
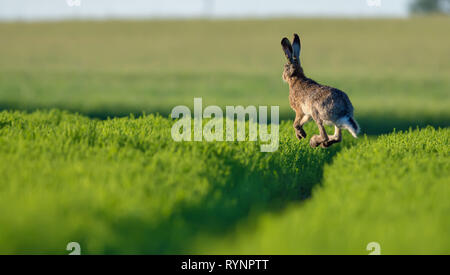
(321, 139, 333, 148)
(320, 142, 330, 148)
(295, 127, 307, 140)
(321, 135, 341, 148)
(309, 135, 322, 148)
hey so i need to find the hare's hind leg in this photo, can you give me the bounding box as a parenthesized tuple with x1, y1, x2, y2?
(321, 125, 342, 148)
(293, 112, 310, 140)
(309, 115, 329, 148)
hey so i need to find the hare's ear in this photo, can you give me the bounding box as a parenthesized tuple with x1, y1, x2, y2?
(281, 37, 294, 63)
(292, 33, 301, 62)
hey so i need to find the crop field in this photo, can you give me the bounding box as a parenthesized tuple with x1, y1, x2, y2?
(0, 17, 449, 254)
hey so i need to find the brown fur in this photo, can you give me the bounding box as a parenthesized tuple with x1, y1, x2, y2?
(281, 34, 359, 148)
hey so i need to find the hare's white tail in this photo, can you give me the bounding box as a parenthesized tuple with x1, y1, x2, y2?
(337, 116, 360, 138)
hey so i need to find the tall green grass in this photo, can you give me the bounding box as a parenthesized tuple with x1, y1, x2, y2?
(200, 127, 450, 254)
(0, 110, 352, 253)
(1, 111, 448, 254)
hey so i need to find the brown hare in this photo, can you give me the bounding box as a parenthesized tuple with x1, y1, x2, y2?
(281, 33, 360, 148)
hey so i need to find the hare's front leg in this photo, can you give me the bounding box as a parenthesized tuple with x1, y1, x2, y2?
(293, 112, 310, 140)
(310, 114, 329, 148)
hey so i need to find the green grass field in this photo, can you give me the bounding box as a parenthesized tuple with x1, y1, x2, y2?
(201, 127, 449, 254)
(0, 17, 449, 254)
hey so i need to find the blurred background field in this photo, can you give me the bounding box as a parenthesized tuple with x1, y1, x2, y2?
(0, 17, 449, 133)
(0, 0, 449, 254)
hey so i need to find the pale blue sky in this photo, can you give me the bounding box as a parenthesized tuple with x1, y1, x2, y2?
(0, 0, 412, 21)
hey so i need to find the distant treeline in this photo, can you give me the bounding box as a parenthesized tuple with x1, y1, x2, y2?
(410, 0, 450, 14)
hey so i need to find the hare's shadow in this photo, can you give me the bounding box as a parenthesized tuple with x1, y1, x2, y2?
(107, 109, 450, 253)
(107, 133, 351, 254)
